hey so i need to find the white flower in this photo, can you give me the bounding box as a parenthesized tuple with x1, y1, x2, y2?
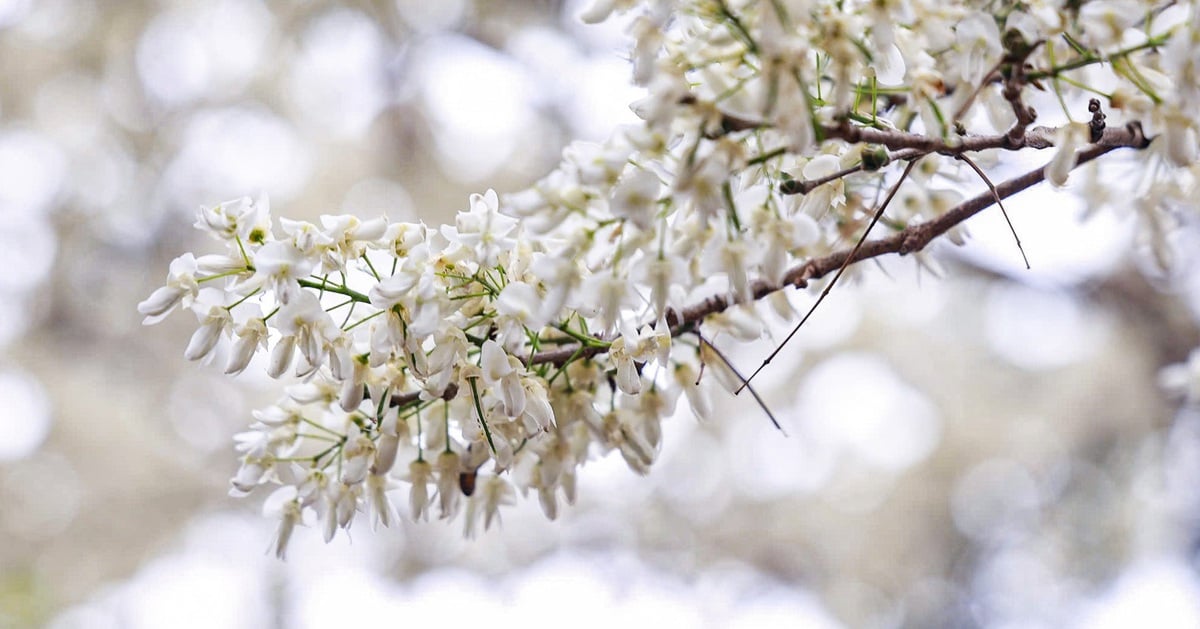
(435, 450, 462, 519)
(1160, 107, 1197, 167)
(480, 340, 526, 418)
(442, 189, 518, 268)
(279, 217, 333, 258)
(673, 362, 712, 421)
(340, 424, 375, 485)
(372, 412, 402, 476)
(338, 353, 370, 412)
(705, 238, 755, 304)
(1046, 123, 1089, 187)
(565, 141, 632, 187)
(319, 214, 389, 272)
(1004, 11, 1043, 46)
(248, 241, 314, 305)
(1078, 0, 1140, 49)
(520, 378, 556, 433)
(638, 255, 684, 320)
(195, 195, 270, 243)
(138, 253, 201, 324)
(609, 168, 661, 231)
(226, 318, 267, 376)
(275, 292, 341, 372)
(796, 155, 846, 217)
(184, 292, 233, 362)
(495, 281, 550, 334)
(1160, 348, 1200, 405)
(369, 266, 421, 309)
(582, 269, 635, 334)
(407, 459, 433, 521)
(263, 486, 302, 560)
(230, 457, 271, 495)
(615, 319, 669, 394)
(366, 472, 399, 531)
(955, 12, 1002, 83)
(578, 0, 616, 24)
(478, 475, 515, 530)
(268, 335, 297, 379)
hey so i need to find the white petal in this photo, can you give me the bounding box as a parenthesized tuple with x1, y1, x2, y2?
(268, 336, 297, 379)
(184, 318, 224, 361)
(481, 340, 513, 382)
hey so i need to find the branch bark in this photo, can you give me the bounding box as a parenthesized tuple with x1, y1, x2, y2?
(388, 123, 1148, 409)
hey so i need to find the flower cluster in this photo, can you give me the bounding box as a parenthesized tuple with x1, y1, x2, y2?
(141, 0, 1199, 556)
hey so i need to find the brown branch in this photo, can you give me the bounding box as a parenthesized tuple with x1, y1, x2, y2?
(782, 122, 1141, 195)
(388, 122, 1148, 408)
(680, 93, 1060, 154)
(825, 122, 1058, 154)
(738, 158, 920, 392)
(1001, 39, 1041, 144)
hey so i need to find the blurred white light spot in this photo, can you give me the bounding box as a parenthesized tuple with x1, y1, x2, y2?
(0, 369, 51, 461)
(288, 9, 387, 137)
(68, 137, 135, 218)
(0, 0, 31, 28)
(726, 587, 845, 629)
(730, 417, 837, 498)
(0, 129, 65, 217)
(394, 0, 465, 31)
(984, 284, 1107, 370)
(0, 295, 28, 348)
(418, 35, 538, 182)
(507, 27, 640, 141)
(137, 13, 209, 104)
(797, 353, 941, 471)
(862, 264, 949, 327)
(124, 554, 268, 629)
(137, 1, 273, 106)
(166, 106, 311, 201)
(168, 374, 244, 454)
(568, 57, 642, 139)
(654, 428, 731, 520)
(14, 0, 94, 46)
(961, 178, 1130, 282)
(1077, 558, 1200, 629)
(1, 452, 80, 539)
(47, 606, 121, 629)
(342, 178, 415, 221)
(973, 547, 1063, 617)
(298, 568, 488, 629)
(951, 458, 1041, 542)
(35, 72, 105, 146)
(0, 216, 57, 293)
(784, 289, 862, 351)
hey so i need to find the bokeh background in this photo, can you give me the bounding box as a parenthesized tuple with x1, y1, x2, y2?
(2, 1, 1200, 627)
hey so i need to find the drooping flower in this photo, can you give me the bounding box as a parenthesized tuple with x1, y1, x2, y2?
(138, 253, 201, 324)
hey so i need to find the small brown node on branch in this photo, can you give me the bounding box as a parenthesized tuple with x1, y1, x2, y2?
(1088, 98, 1107, 143)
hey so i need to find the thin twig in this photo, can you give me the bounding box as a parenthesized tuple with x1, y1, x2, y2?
(957, 154, 1031, 269)
(386, 123, 1149, 409)
(950, 63, 1004, 125)
(697, 333, 784, 434)
(736, 158, 920, 394)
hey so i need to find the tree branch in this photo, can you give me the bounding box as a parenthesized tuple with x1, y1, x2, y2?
(388, 122, 1148, 409)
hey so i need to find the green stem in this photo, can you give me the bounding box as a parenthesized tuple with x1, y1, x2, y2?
(1026, 34, 1169, 81)
(467, 378, 498, 454)
(298, 278, 370, 303)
